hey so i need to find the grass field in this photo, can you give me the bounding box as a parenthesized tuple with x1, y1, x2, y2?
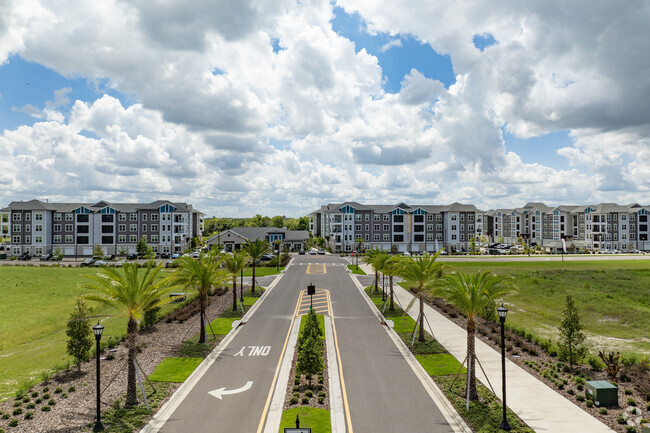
(346, 265, 366, 275)
(149, 357, 203, 382)
(0, 266, 191, 400)
(243, 266, 284, 277)
(278, 407, 331, 432)
(433, 260, 650, 355)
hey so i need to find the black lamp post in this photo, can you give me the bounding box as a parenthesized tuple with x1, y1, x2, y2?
(497, 305, 511, 431)
(240, 268, 244, 302)
(92, 322, 105, 432)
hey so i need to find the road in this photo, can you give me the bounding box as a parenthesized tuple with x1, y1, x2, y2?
(147, 254, 458, 432)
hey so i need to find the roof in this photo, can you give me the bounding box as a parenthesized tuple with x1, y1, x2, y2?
(3, 199, 201, 214)
(211, 227, 309, 243)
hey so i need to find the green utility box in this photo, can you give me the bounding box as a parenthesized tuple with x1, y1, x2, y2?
(585, 380, 618, 407)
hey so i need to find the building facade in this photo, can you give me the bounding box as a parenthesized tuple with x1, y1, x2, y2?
(311, 201, 650, 253)
(206, 227, 309, 252)
(0, 199, 204, 257)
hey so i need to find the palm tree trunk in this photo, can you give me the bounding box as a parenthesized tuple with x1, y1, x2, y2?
(125, 318, 139, 406)
(374, 270, 378, 293)
(467, 317, 479, 400)
(199, 291, 207, 344)
(232, 277, 237, 311)
(418, 294, 425, 342)
(389, 275, 394, 311)
(251, 264, 256, 294)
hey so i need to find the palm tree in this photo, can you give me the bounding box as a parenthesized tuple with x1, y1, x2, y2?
(221, 249, 250, 311)
(440, 270, 515, 400)
(171, 252, 228, 344)
(83, 263, 177, 406)
(382, 255, 404, 311)
(243, 239, 271, 294)
(397, 252, 443, 342)
(363, 248, 389, 294)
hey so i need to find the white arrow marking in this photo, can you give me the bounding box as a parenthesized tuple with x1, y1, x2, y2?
(208, 381, 253, 400)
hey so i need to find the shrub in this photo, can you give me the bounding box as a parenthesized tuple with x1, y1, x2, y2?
(22, 397, 29, 403)
(625, 388, 633, 395)
(48, 399, 56, 406)
(2, 413, 9, 419)
(599, 351, 622, 380)
(586, 400, 594, 408)
(292, 386, 299, 392)
(558, 383, 564, 390)
(41, 406, 50, 412)
(12, 408, 22, 416)
(23, 412, 33, 420)
(305, 390, 313, 397)
(8, 420, 18, 427)
(628, 397, 637, 406)
(577, 384, 584, 391)
(646, 402, 650, 410)
(599, 408, 608, 415)
(61, 393, 67, 398)
(625, 426, 636, 433)
(294, 378, 300, 386)
(26, 403, 35, 409)
(576, 395, 585, 401)
(301, 396, 309, 404)
(318, 397, 324, 404)
(54, 387, 63, 394)
(289, 396, 298, 404)
(318, 376, 324, 384)
(42, 393, 50, 400)
(30, 392, 38, 398)
(567, 388, 575, 395)
(42, 387, 49, 393)
(12, 402, 21, 408)
(588, 355, 604, 371)
(34, 399, 42, 404)
(67, 386, 75, 393)
(617, 413, 626, 424)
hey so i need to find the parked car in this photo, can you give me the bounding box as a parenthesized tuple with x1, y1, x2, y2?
(191, 251, 200, 259)
(309, 249, 317, 255)
(94, 260, 109, 267)
(259, 253, 274, 262)
(317, 249, 326, 255)
(127, 253, 138, 260)
(39, 253, 54, 261)
(103, 254, 115, 261)
(171, 253, 180, 259)
(17, 252, 32, 261)
(298, 249, 305, 255)
(80, 258, 95, 267)
(159, 252, 170, 259)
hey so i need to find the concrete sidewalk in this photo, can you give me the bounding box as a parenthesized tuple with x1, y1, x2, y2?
(358, 263, 614, 433)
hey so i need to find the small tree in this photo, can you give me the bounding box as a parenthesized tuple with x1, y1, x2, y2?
(117, 246, 128, 258)
(92, 244, 104, 258)
(66, 299, 93, 371)
(469, 235, 477, 254)
(144, 245, 156, 266)
(558, 295, 588, 371)
(53, 247, 64, 260)
(598, 351, 622, 380)
(136, 236, 148, 257)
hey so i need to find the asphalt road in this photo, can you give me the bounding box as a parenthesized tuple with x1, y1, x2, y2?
(152, 255, 456, 432)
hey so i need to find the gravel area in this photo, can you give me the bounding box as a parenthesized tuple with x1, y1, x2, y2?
(0, 291, 234, 433)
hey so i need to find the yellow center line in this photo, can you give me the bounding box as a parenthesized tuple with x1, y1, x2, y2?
(328, 290, 354, 433)
(256, 290, 303, 433)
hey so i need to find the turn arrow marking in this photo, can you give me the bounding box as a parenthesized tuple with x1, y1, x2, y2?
(208, 381, 254, 400)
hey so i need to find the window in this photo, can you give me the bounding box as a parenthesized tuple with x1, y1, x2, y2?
(65, 235, 73, 243)
(65, 224, 73, 232)
(427, 214, 433, 221)
(35, 224, 43, 232)
(383, 224, 389, 231)
(25, 224, 30, 232)
(622, 234, 627, 240)
(468, 224, 474, 231)
(54, 224, 61, 232)
(355, 224, 361, 231)
(142, 214, 147, 221)
(35, 247, 43, 255)
(631, 224, 636, 231)
(12, 224, 20, 232)
(12, 235, 20, 244)
(365, 224, 369, 231)
(383, 234, 389, 241)
(607, 214, 612, 221)
(102, 226, 113, 233)
(631, 233, 636, 240)
(102, 214, 113, 223)
(394, 215, 404, 223)
(394, 225, 404, 232)
(427, 233, 434, 240)
(468, 214, 474, 221)
(130, 235, 137, 242)
(25, 213, 30, 221)
(151, 224, 159, 231)
(451, 234, 457, 240)
(130, 224, 137, 232)
(414, 225, 424, 232)
(118, 224, 126, 232)
(622, 214, 627, 221)
(414, 215, 424, 223)
(427, 224, 433, 231)
(436, 214, 442, 221)
(374, 214, 380, 221)
(436, 233, 442, 240)
(130, 214, 137, 221)
(151, 214, 159, 221)
(451, 224, 457, 231)
(118, 235, 126, 242)
(374, 234, 380, 241)
(26, 235, 33, 243)
(394, 235, 404, 242)
(151, 235, 159, 243)
(65, 214, 73, 221)
(365, 214, 369, 221)
(451, 215, 457, 221)
(174, 236, 181, 243)
(460, 234, 465, 241)
(102, 236, 113, 244)
(54, 213, 61, 221)
(77, 214, 89, 223)
(383, 214, 390, 221)
(12, 213, 21, 221)
(414, 235, 424, 242)
(460, 224, 465, 231)
(142, 224, 148, 232)
(460, 214, 464, 221)
(54, 235, 61, 243)
(364, 234, 370, 241)
(77, 225, 89, 233)
(355, 214, 361, 221)
(77, 236, 89, 244)
(12, 247, 20, 255)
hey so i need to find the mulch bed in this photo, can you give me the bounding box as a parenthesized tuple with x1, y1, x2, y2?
(420, 292, 650, 433)
(283, 328, 329, 411)
(0, 290, 235, 433)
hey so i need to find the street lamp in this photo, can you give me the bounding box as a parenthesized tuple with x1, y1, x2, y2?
(496, 305, 511, 431)
(92, 322, 105, 432)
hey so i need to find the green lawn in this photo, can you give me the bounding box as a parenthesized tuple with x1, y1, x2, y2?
(208, 317, 240, 335)
(432, 260, 650, 355)
(278, 407, 331, 433)
(0, 266, 191, 400)
(346, 264, 366, 275)
(243, 266, 284, 277)
(416, 354, 466, 376)
(149, 357, 203, 382)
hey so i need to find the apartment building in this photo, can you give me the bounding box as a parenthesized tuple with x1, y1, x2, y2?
(309, 202, 484, 253)
(0, 199, 204, 257)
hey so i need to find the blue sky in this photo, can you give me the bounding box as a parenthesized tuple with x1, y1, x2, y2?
(0, 1, 648, 216)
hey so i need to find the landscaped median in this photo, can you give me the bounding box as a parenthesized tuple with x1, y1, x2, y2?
(346, 264, 366, 275)
(365, 286, 535, 433)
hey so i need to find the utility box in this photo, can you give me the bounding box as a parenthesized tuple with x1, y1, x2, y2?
(585, 380, 618, 407)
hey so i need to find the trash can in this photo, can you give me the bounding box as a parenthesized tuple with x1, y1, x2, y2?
(585, 380, 618, 407)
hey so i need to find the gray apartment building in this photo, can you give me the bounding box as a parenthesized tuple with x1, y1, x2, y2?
(309, 202, 485, 253)
(0, 199, 204, 257)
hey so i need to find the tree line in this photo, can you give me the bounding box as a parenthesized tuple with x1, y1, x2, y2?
(203, 215, 309, 237)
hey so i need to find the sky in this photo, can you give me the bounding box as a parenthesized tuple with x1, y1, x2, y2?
(0, 1, 649, 218)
